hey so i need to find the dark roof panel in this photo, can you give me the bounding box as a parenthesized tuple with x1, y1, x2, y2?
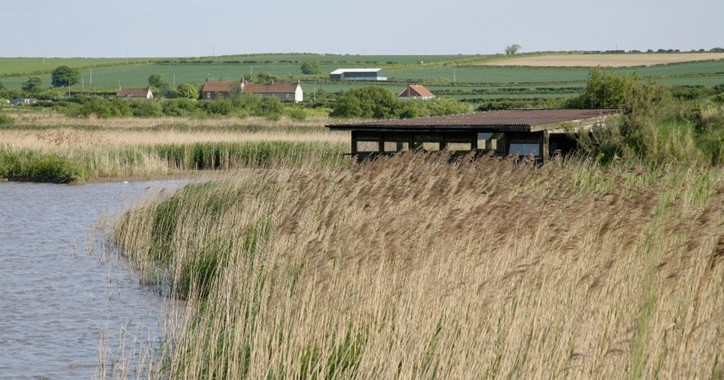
(328, 109, 616, 131)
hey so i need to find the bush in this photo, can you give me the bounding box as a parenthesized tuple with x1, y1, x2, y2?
(201, 100, 233, 116)
(331, 87, 399, 118)
(76, 98, 132, 118)
(163, 98, 198, 116)
(566, 68, 632, 109)
(288, 108, 307, 121)
(130, 100, 163, 117)
(256, 97, 284, 120)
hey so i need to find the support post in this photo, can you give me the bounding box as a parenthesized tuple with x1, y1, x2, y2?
(542, 131, 549, 161)
(350, 130, 357, 155)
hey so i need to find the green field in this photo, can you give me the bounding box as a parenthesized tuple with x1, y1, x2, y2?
(1, 54, 723, 103)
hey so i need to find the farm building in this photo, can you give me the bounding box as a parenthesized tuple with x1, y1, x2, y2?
(327, 109, 616, 162)
(330, 68, 387, 81)
(398, 84, 435, 100)
(10, 98, 38, 106)
(201, 79, 241, 99)
(242, 80, 303, 102)
(116, 87, 153, 100)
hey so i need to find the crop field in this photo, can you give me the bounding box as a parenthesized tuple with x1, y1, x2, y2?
(478, 52, 724, 67)
(2, 53, 723, 103)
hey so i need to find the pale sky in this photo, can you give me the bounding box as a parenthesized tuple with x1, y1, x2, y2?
(1, 0, 722, 57)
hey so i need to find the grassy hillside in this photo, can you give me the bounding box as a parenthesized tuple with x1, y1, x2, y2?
(112, 155, 724, 378)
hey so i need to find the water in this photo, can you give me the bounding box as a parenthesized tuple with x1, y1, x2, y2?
(0, 180, 186, 379)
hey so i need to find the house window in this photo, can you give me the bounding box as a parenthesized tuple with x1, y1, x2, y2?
(206, 92, 211, 99)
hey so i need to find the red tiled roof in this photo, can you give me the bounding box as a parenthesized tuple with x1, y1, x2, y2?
(202, 81, 238, 93)
(243, 82, 298, 94)
(398, 84, 435, 98)
(116, 88, 150, 98)
(328, 109, 617, 131)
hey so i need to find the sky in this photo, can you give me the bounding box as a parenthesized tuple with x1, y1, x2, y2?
(1, 0, 723, 57)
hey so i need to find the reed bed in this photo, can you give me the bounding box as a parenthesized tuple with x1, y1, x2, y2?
(114, 154, 724, 379)
(0, 141, 347, 182)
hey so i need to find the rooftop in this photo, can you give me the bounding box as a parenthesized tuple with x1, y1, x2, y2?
(330, 68, 382, 75)
(328, 109, 616, 132)
(116, 87, 150, 97)
(398, 84, 435, 98)
(202, 80, 238, 92)
(243, 82, 299, 94)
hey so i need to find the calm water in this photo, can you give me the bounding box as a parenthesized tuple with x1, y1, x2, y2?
(0, 180, 185, 379)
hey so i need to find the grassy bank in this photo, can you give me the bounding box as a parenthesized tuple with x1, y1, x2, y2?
(114, 154, 723, 378)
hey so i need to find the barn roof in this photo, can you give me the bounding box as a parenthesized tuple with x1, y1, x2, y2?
(116, 87, 150, 97)
(328, 109, 616, 133)
(330, 68, 382, 75)
(243, 82, 299, 94)
(202, 80, 238, 92)
(398, 84, 435, 98)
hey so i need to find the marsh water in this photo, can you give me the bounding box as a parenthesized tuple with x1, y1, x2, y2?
(0, 180, 185, 379)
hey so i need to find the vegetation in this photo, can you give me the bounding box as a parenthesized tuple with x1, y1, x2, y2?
(331, 86, 471, 118)
(21, 76, 43, 94)
(505, 43, 521, 55)
(51, 66, 80, 87)
(113, 154, 723, 378)
(567, 69, 723, 166)
(300, 60, 321, 75)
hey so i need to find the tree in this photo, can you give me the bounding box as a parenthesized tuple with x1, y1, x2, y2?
(0, 80, 5, 91)
(51, 66, 80, 87)
(300, 60, 321, 75)
(331, 87, 399, 118)
(148, 74, 167, 89)
(22, 77, 43, 94)
(505, 44, 521, 55)
(173, 83, 199, 99)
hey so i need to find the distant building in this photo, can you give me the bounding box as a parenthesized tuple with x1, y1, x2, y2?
(10, 98, 38, 106)
(242, 80, 303, 102)
(398, 84, 435, 100)
(116, 87, 153, 100)
(330, 68, 387, 81)
(201, 80, 241, 100)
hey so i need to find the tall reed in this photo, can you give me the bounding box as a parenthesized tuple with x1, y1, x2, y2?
(114, 154, 724, 379)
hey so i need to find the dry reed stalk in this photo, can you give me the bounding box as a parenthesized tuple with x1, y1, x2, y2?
(114, 154, 723, 379)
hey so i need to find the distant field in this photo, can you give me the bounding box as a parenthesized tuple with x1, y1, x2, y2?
(2, 53, 723, 103)
(479, 53, 724, 67)
(0, 57, 149, 77)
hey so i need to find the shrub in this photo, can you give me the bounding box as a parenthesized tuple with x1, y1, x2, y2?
(130, 100, 163, 117)
(331, 87, 399, 118)
(76, 98, 132, 118)
(288, 108, 307, 121)
(201, 100, 233, 116)
(163, 98, 198, 116)
(256, 97, 284, 120)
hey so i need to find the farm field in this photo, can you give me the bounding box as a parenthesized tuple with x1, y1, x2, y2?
(2, 54, 723, 103)
(478, 52, 724, 67)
